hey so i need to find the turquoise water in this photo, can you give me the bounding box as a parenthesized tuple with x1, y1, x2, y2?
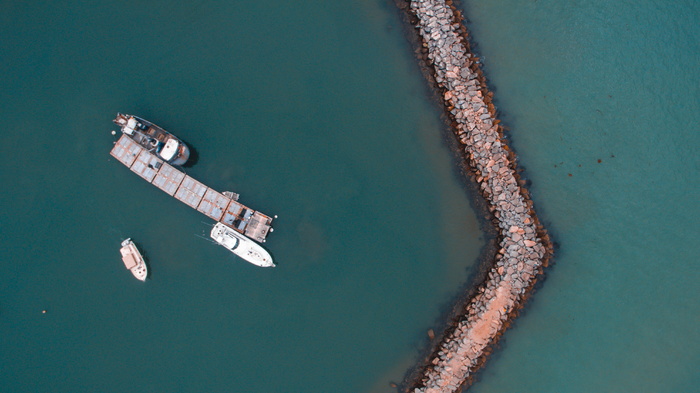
(0, 2, 484, 392)
(2, 1, 698, 392)
(457, 0, 700, 391)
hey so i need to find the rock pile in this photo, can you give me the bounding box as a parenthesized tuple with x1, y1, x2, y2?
(400, 1, 553, 392)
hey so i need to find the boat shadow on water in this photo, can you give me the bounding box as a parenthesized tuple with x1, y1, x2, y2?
(181, 139, 199, 168)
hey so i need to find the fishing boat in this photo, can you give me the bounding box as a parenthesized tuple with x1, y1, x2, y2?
(120, 238, 148, 281)
(113, 113, 190, 165)
(210, 223, 275, 267)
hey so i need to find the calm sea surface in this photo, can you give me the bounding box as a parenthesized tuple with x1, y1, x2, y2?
(0, 1, 483, 392)
(457, 0, 700, 392)
(1, 0, 698, 392)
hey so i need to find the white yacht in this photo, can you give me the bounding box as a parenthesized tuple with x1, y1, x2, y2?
(210, 223, 275, 267)
(120, 238, 148, 281)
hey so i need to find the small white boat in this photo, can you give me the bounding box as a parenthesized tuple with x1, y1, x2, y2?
(120, 238, 148, 281)
(210, 223, 275, 267)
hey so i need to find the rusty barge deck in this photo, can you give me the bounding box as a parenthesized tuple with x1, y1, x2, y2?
(110, 134, 273, 243)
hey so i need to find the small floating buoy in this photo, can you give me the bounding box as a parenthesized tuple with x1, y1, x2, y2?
(42, 310, 47, 314)
(269, 228, 274, 232)
(274, 215, 278, 219)
(111, 130, 116, 135)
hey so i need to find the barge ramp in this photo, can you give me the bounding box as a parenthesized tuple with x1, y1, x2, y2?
(110, 134, 273, 243)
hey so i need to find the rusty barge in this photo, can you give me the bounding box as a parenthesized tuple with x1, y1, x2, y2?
(110, 114, 275, 266)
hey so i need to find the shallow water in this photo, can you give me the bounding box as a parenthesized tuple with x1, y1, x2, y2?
(456, 0, 700, 391)
(0, 2, 485, 392)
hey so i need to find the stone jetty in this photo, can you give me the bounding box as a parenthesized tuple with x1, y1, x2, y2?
(395, 0, 553, 392)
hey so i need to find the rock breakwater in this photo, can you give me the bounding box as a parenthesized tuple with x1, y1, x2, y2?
(396, 0, 553, 392)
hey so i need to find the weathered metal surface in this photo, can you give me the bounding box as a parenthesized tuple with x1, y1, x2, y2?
(152, 162, 185, 196)
(131, 149, 163, 182)
(110, 134, 274, 243)
(174, 175, 207, 209)
(245, 212, 273, 243)
(221, 200, 244, 227)
(110, 135, 142, 167)
(197, 188, 229, 221)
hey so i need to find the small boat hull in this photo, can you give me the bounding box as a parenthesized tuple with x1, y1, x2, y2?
(169, 143, 190, 166)
(120, 238, 148, 281)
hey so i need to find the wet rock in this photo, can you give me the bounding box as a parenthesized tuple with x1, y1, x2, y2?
(405, 1, 550, 392)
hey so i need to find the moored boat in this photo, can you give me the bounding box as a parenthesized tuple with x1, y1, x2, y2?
(113, 113, 190, 165)
(210, 222, 275, 267)
(120, 238, 148, 281)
